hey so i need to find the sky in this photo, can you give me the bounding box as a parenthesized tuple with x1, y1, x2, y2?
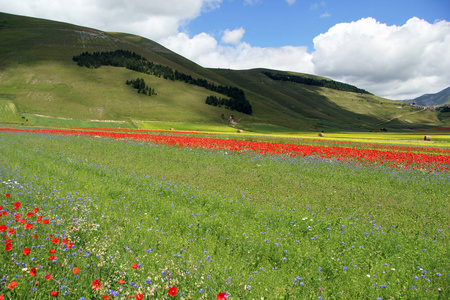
(1, 0, 449, 100)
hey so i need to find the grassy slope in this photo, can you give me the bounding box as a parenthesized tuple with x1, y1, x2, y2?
(0, 12, 448, 131)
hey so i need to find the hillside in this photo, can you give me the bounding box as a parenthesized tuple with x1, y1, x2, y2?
(1, 12, 448, 132)
(407, 86, 450, 107)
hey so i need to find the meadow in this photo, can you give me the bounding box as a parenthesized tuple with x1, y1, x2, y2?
(0, 127, 449, 299)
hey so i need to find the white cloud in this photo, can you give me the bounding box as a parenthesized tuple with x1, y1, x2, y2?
(163, 35, 314, 73)
(221, 28, 245, 44)
(286, 0, 296, 5)
(312, 17, 450, 99)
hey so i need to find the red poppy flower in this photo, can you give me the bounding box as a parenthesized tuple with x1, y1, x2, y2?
(5, 242, 12, 251)
(37, 215, 42, 223)
(51, 291, 58, 297)
(24, 223, 33, 229)
(5, 194, 10, 198)
(13, 202, 21, 210)
(8, 281, 17, 289)
(7, 228, 15, 235)
(168, 286, 177, 297)
(92, 279, 102, 290)
(0, 205, 2, 210)
(33, 208, 39, 213)
(132, 264, 139, 269)
(2, 211, 8, 216)
(14, 214, 20, 221)
(23, 248, 31, 255)
(19, 219, 26, 223)
(26, 212, 34, 217)
(48, 255, 57, 260)
(217, 293, 227, 299)
(73, 267, 79, 274)
(136, 294, 144, 300)
(62, 238, 68, 244)
(0, 224, 6, 232)
(67, 242, 74, 249)
(32, 234, 38, 239)
(30, 267, 37, 277)
(102, 296, 109, 300)
(52, 238, 59, 244)
(42, 219, 49, 224)
(49, 249, 56, 254)
(44, 274, 52, 280)
(118, 280, 125, 285)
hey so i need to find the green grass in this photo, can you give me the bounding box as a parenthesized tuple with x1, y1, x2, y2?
(0, 100, 22, 124)
(21, 113, 135, 129)
(135, 121, 240, 133)
(0, 130, 448, 299)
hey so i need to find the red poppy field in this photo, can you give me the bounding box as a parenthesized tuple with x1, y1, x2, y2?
(0, 127, 449, 299)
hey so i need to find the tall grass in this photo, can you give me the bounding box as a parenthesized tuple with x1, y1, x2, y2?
(0, 131, 449, 299)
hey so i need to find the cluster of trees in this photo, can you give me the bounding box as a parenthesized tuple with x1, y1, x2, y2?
(126, 78, 156, 96)
(262, 71, 372, 95)
(73, 50, 252, 114)
(205, 95, 252, 114)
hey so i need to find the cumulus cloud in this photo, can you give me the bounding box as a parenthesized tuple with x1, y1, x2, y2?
(221, 28, 245, 44)
(163, 35, 314, 73)
(312, 17, 450, 99)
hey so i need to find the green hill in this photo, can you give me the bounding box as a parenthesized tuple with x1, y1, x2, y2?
(0, 12, 448, 132)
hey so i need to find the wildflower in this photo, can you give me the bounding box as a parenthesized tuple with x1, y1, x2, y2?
(132, 264, 139, 269)
(8, 281, 18, 289)
(43, 219, 49, 224)
(168, 286, 177, 297)
(49, 249, 56, 254)
(5, 241, 12, 251)
(118, 280, 125, 285)
(5, 193, 10, 197)
(136, 294, 144, 300)
(92, 279, 102, 290)
(51, 291, 58, 297)
(0, 224, 6, 232)
(102, 296, 109, 300)
(45, 274, 52, 280)
(37, 215, 42, 223)
(217, 292, 227, 299)
(30, 267, 37, 277)
(73, 267, 79, 274)
(52, 238, 60, 244)
(13, 202, 21, 210)
(24, 223, 33, 229)
(33, 208, 39, 213)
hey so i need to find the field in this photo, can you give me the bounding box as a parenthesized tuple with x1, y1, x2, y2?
(0, 127, 449, 299)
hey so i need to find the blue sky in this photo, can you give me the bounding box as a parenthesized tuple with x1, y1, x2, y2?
(0, 0, 449, 99)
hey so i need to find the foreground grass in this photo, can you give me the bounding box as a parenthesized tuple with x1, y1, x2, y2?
(0, 131, 449, 299)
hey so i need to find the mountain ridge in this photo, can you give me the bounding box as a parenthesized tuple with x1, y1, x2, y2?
(406, 86, 450, 107)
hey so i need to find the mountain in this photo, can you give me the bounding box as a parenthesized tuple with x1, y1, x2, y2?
(406, 87, 450, 107)
(1, 12, 448, 132)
